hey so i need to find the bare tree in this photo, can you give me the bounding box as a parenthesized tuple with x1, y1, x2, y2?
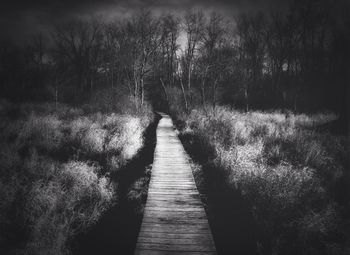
(118, 11, 161, 106)
(159, 14, 180, 87)
(151, 14, 180, 108)
(30, 34, 45, 69)
(198, 12, 226, 108)
(176, 55, 189, 112)
(236, 13, 266, 111)
(52, 18, 103, 101)
(183, 10, 205, 106)
(103, 22, 121, 89)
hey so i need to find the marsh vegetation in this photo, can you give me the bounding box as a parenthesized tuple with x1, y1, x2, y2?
(0, 99, 154, 254)
(174, 107, 349, 254)
(0, 0, 349, 254)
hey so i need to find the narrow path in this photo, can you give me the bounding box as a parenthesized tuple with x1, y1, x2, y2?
(135, 113, 217, 255)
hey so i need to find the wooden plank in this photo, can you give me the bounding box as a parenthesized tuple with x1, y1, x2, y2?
(137, 231, 213, 240)
(143, 210, 207, 219)
(150, 185, 197, 189)
(152, 170, 191, 173)
(145, 197, 202, 204)
(146, 194, 201, 199)
(150, 189, 202, 193)
(151, 171, 191, 175)
(150, 184, 196, 189)
(152, 172, 192, 175)
(148, 188, 198, 192)
(135, 113, 216, 255)
(137, 237, 212, 246)
(150, 180, 194, 184)
(150, 175, 193, 179)
(150, 179, 195, 183)
(141, 213, 208, 220)
(147, 191, 200, 195)
(146, 200, 203, 208)
(141, 217, 209, 225)
(135, 250, 217, 255)
(144, 206, 204, 212)
(150, 182, 195, 186)
(146, 196, 202, 202)
(139, 222, 210, 231)
(150, 180, 194, 183)
(136, 243, 216, 252)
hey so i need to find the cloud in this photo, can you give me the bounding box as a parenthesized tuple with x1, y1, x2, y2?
(0, 0, 288, 44)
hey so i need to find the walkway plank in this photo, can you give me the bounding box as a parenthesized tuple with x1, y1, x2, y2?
(135, 113, 216, 255)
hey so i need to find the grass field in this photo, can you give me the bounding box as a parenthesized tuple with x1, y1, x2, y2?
(0, 100, 153, 255)
(175, 106, 349, 255)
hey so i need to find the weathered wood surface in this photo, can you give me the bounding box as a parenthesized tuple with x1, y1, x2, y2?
(135, 113, 216, 255)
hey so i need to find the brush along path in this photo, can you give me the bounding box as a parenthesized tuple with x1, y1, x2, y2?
(135, 113, 216, 255)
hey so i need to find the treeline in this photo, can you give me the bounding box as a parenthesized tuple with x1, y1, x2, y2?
(0, 0, 348, 114)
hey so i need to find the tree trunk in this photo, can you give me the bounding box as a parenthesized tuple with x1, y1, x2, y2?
(111, 61, 114, 88)
(90, 75, 93, 97)
(294, 91, 298, 113)
(187, 60, 192, 101)
(201, 66, 209, 108)
(201, 84, 206, 108)
(141, 78, 144, 105)
(245, 85, 249, 112)
(160, 78, 169, 112)
(134, 72, 139, 108)
(55, 84, 58, 111)
(179, 76, 188, 112)
(160, 78, 169, 101)
(212, 79, 218, 110)
(282, 90, 287, 111)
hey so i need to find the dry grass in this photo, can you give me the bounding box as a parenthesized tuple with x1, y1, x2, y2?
(178, 106, 349, 255)
(0, 99, 152, 255)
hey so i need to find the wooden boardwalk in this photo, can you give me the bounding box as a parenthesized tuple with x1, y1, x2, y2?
(135, 113, 217, 255)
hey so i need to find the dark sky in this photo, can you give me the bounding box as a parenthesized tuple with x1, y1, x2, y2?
(0, 0, 288, 44)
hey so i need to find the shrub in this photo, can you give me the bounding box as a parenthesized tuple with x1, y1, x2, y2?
(81, 123, 107, 154)
(24, 160, 114, 255)
(16, 114, 64, 152)
(0, 100, 153, 255)
(69, 117, 94, 140)
(106, 116, 146, 161)
(178, 106, 348, 254)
